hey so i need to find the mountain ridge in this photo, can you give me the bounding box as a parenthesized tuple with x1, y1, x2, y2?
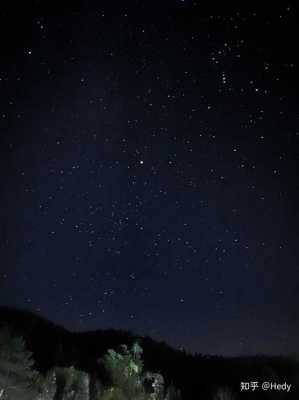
(0, 305, 298, 399)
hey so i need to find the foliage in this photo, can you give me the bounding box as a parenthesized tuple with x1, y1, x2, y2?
(98, 342, 182, 400)
(0, 329, 178, 400)
(142, 371, 165, 400)
(213, 386, 236, 400)
(0, 328, 38, 399)
(53, 366, 90, 400)
(2, 307, 299, 400)
(34, 370, 57, 400)
(100, 386, 128, 400)
(164, 382, 182, 400)
(99, 342, 148, 399)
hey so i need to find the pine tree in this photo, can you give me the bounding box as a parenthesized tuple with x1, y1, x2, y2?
(0, 328, 38, 399)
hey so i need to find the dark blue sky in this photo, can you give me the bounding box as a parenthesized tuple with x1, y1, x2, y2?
(1, 2, 298, 356)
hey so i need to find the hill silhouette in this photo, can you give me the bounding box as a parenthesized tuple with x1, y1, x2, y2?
(0, 305, 298, 399)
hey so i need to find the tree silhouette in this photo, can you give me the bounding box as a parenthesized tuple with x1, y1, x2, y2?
(0, 328, 37, 399)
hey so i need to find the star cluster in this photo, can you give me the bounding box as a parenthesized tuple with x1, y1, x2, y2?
(0, 2, 298, 356)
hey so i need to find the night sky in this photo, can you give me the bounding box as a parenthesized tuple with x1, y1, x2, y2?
(1, 2, 299, 357)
